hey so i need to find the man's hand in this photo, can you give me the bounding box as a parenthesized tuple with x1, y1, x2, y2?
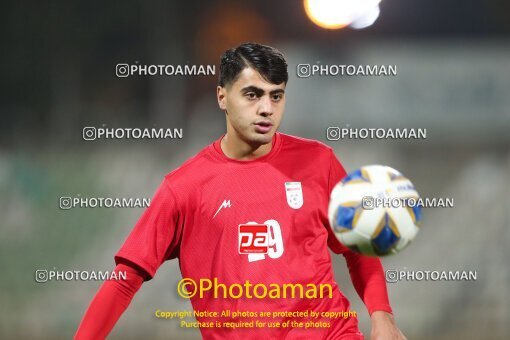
(370, 311, 407, 340)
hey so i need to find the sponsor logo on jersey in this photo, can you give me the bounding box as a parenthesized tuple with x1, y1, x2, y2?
(239, 220, 284, 262)
(238, 224, 268, 254)
(285, 182, 303, 209)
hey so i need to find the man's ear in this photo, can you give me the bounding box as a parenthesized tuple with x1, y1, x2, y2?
(217, 86, 227, 111)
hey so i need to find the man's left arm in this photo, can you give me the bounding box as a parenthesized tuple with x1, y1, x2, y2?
(342, 250, 406, 340)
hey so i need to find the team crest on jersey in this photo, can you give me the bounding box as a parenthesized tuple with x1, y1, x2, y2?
(285, 182, 303, 209)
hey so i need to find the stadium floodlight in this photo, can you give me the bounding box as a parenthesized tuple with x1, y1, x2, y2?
(304, 0, 381, 30)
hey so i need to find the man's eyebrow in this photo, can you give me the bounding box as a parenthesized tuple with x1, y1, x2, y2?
(240, 86, 264, 96)
(240, 86, 285, 96)
(269, 89, 285, 95)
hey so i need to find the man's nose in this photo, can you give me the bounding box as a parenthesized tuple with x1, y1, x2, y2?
(257, 96, 273, 116)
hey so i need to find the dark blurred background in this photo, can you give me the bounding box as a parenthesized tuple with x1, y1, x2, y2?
(1, 1, 509, 339)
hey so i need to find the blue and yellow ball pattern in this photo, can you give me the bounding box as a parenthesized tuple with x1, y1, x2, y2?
(328, 165, 421, 256)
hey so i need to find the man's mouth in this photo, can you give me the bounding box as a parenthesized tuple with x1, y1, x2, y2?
(254, 121, 273, 133)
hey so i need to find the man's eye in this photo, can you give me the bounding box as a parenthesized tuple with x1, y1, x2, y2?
(246, 92, 257, 99)
(272, 94, 283, 101)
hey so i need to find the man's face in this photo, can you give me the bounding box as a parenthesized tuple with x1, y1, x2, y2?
(217, 67, 286, 146)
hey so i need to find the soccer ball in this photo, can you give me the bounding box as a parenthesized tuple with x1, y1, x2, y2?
(328, 165, 421, 256)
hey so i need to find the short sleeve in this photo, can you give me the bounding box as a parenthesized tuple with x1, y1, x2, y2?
(114, 179, 182, 279)
(325, 149, 349, 254)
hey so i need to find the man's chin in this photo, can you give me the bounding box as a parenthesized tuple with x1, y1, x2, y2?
(244, 131, 275, 147)
(253, 131, 275, 144)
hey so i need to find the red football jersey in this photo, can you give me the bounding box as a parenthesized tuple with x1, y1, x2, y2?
(115, 132, 390, 339)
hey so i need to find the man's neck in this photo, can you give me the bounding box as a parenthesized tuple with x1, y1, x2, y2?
(220, 133, 273, 160)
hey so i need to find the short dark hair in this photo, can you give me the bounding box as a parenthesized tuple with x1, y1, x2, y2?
(218, 42, 288, 87)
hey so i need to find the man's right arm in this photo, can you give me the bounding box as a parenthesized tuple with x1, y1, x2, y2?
(74, 261, 148, 339)
(75, 178, 183, 339)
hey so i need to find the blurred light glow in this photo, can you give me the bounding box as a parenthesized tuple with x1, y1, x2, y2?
(304, 0, 382, 30)
(350, 5, 380, 29)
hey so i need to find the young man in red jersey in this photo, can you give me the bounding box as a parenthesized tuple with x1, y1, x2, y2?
(75, 43, 406, 339)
